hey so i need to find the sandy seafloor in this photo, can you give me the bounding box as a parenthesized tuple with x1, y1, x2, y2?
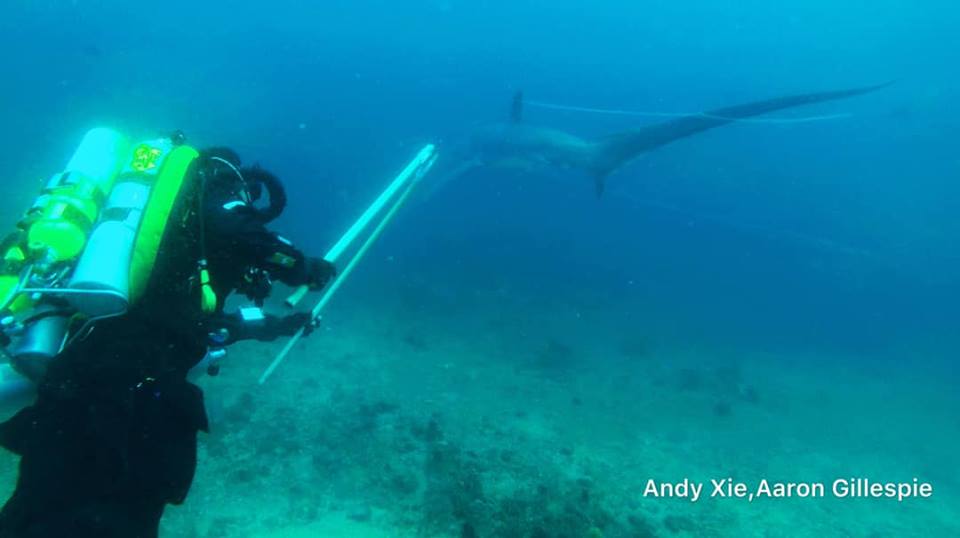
(0, 280, 957, 538)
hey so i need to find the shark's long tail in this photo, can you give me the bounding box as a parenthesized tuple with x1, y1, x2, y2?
(588, 82, 892, 195)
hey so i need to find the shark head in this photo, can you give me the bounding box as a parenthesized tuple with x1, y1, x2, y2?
(468, 122, 594, 172)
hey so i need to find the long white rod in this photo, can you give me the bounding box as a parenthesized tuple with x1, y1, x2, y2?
(259, 147, 437, 384)
(285, 144, 437, 308)
(325, 144, 436, 263)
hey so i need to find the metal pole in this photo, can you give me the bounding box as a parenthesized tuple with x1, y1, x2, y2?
(259, 145, 437, 384)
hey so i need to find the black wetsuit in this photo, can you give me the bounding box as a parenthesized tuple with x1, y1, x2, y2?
(0, 151, 330, 537)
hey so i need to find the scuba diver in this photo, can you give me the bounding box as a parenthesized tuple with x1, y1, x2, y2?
(0, 131, 336, 537)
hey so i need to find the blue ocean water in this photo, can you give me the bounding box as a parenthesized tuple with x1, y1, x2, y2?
(0, 1, 957, 536)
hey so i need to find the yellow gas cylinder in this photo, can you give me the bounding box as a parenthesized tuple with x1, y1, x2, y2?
(23, 128, 130, 263)
(0, 234, 26, 311)
(0, 129, 128, 313)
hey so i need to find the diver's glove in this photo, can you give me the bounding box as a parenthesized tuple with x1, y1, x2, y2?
(251, 312, 318, 341)
(270, 312, 318, 338)
(306, 257, 337, 290)
(208, 311, 316, 344)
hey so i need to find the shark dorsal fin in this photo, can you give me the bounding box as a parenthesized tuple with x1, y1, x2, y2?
(510, 90, 524, 122)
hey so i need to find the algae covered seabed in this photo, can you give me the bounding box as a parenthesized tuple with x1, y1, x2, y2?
(0, 279, 956, 537)
(3, 273, 936, 538)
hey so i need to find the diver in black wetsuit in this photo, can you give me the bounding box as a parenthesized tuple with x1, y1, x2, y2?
(0, 145, 335, 537)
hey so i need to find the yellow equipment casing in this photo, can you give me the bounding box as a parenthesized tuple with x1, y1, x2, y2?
(0, 128, 129, 312)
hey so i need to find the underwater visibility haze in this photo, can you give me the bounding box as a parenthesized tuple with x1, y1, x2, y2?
(0, 0, 957, 536)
